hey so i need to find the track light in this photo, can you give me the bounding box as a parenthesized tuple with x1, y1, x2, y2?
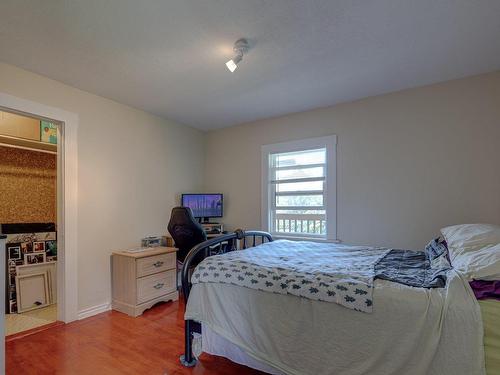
(225, 55, 241, 73)
(226, 38, 249, 73)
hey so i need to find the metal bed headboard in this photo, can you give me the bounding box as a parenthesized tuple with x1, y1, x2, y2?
(180, 229, 273, 367)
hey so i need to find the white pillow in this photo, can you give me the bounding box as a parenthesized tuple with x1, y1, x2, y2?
(441, 223, 500, 260)
(440, 223, 500, 280)
(451, 243, 500, 281)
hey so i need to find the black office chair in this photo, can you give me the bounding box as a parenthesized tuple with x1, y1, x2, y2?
(167, 207, 207, 263)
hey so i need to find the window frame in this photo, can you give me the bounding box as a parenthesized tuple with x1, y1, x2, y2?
(261, 135, 337, 241)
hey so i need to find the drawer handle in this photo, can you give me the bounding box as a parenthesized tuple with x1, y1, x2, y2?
(153, 261, 164, 267)
(153, 283, 165, 290)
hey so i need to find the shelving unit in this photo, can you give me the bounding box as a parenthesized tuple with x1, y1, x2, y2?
(0, 134, 57, 154)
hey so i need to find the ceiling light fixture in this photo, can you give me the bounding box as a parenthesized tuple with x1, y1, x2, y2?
(226, 38, 249, 73)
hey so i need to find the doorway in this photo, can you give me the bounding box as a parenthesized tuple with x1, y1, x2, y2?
(0, 91, 78, 329)
(0, 110, 59, 336)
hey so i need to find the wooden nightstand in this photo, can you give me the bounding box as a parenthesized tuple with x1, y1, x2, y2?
(111, 247, 178, 317)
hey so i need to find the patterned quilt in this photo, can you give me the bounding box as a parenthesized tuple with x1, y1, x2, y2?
(191, 240, 390, 313)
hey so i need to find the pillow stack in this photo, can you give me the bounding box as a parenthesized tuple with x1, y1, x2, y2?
(440, 223, 500, 281)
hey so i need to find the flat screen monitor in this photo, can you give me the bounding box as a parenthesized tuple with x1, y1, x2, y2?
(181, 193, 223, 221)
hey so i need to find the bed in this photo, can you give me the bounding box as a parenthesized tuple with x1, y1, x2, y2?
(180, 226, 500, 375)
(480, 300, 500, 374)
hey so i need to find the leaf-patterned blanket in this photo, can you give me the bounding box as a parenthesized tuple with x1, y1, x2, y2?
(191, 240, 391, 313)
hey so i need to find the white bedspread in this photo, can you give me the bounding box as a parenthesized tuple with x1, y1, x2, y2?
(185, 270, 485, 375)
(191, 240, 390, 312)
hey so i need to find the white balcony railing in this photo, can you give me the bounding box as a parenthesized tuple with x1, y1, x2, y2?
(273, 213, 326, 236)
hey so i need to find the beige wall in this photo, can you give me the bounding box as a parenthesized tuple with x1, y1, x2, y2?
(204, 71, 500, 250)
(0, 62, 205, 312)
(2, 60, 500, 312)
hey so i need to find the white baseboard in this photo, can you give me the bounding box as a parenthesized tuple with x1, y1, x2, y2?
(77, 302, 111, 320)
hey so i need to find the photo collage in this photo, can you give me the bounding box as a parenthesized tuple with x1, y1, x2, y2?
(6, 231, 57, 314)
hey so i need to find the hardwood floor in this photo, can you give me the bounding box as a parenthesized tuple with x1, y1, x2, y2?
(6, 300, 265, 375)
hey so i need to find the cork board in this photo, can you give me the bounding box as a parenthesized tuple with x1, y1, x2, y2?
(0, 146, 57, 224)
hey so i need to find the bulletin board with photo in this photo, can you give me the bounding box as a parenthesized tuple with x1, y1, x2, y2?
(1, 223, 57, 314)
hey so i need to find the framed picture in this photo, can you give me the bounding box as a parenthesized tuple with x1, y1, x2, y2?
(8, 246, 21, 260)
(7, 233, 35, 244)
(9, 285, 16, 300)
(9, 300, 17, 314)
(45, 240, 57, 257)
(24, 252, 46, 265)
(40, 120, 58, 144)
(21, 242, 33, 254)
(33, 232, 56, 242)
(17, 262, 57, 304)
(33, 241, 46, 252)
(16, 271, 50, 313)
(7, 242, 20, 255)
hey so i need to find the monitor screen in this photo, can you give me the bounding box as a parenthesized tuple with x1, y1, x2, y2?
(181, 193, 223, 218)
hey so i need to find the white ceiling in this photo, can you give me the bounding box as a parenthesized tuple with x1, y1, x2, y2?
(1, 1, 499, 131)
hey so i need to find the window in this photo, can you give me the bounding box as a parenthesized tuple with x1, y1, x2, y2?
(261, 135, 337, 240)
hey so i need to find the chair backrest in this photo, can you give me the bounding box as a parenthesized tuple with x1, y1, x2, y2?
(167, 207, 207, 262)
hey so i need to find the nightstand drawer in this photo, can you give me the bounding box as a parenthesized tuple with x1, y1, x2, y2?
(137, 270, 176, 304)
(136, 253, 175, 277)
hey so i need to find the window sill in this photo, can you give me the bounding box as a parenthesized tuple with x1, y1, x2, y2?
(272, 234, 341, 244)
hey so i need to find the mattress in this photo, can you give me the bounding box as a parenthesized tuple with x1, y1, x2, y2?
(479, 299, 500, 375)
(202, 324, 284, 375)
(186, 270, 485, 375)
(203, 304, 500, 375)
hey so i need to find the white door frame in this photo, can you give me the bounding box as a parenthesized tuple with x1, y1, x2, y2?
(0, 92, 78, 323)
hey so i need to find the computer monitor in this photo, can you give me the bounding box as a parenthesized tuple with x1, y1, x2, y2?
(181, 193, 223, 222)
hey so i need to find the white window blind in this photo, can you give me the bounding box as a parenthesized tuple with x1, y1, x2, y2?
(262, 135, 337, 240)
(270, 148, 327, 237)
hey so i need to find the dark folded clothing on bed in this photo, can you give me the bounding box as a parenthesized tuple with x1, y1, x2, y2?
(375, 238, 450, 288)
(469, 280, 500, 300)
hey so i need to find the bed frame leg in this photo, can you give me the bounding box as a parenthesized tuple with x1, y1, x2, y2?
(180, 319, 197, 367)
